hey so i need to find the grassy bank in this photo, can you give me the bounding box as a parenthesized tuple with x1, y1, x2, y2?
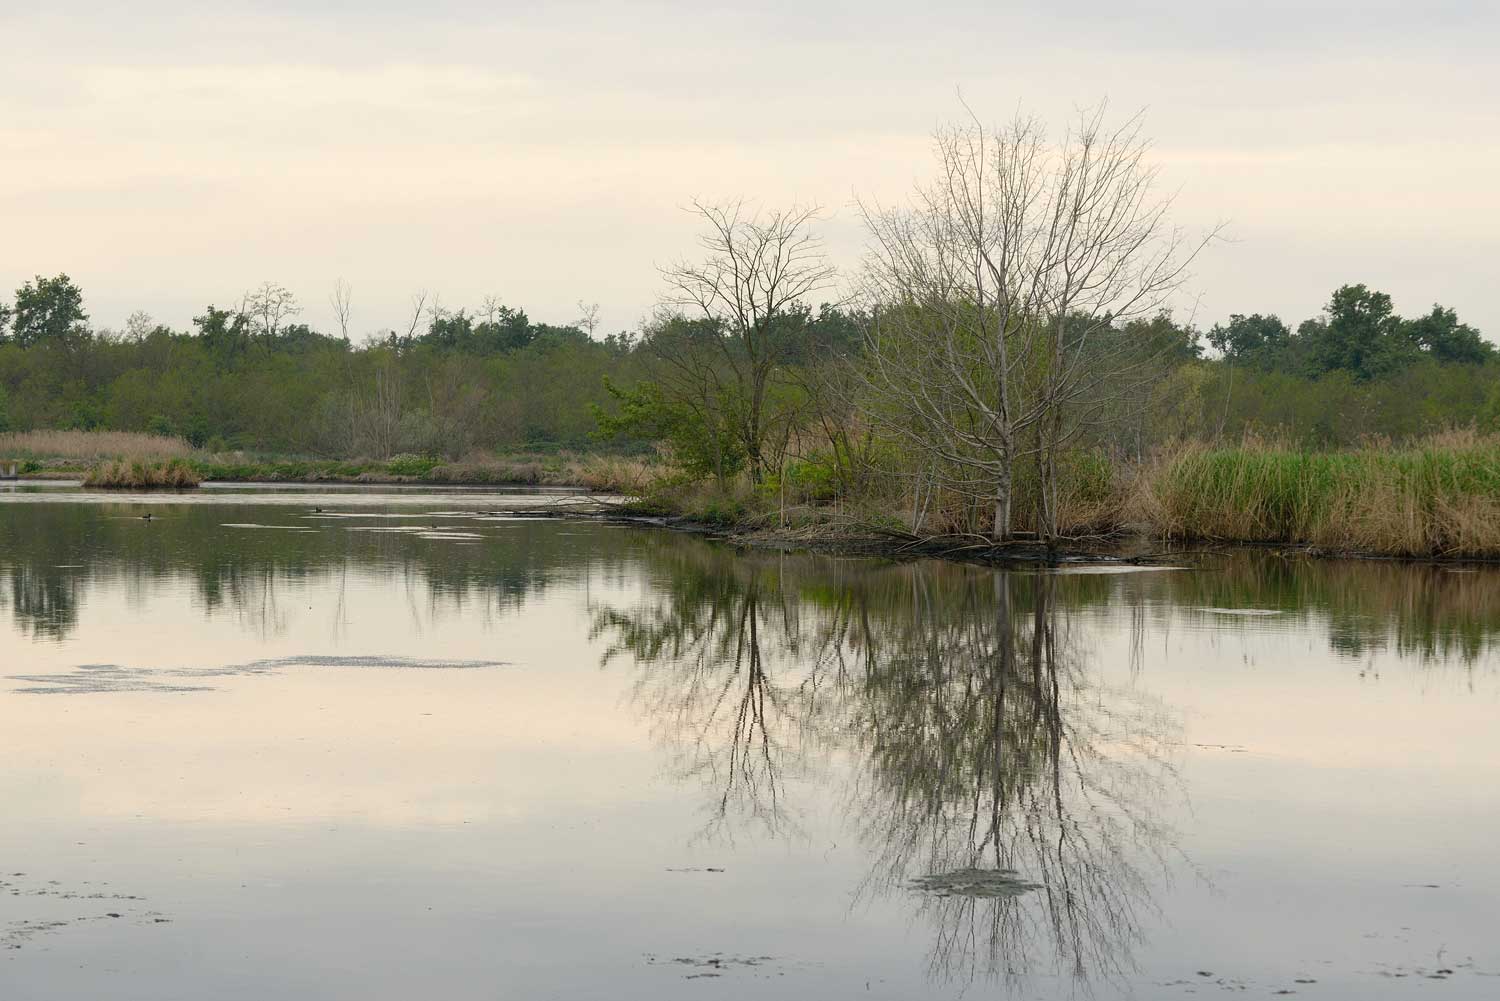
(186, 453, 659, 493)
(626, 433, 1500, 559)
(13, 430, 1500, 558)
(1139, 433, 1500, 557)
(2, 430, 660, 493)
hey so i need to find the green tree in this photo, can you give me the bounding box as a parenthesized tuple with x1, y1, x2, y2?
(1302, 284, 1415, 380)
(1207, 313, 1293, 369)
(12, 274, 89, 348)
(1402, 305, 1492, 365)
(193, 306, 250, 360)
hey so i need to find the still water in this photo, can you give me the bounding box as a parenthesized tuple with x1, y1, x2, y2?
(2, 487, 1496, 999)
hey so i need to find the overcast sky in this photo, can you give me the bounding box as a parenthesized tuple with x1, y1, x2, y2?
(3, 1, 1496, 340)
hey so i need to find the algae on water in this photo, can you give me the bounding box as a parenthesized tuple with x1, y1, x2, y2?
(910, 868, 1042, 898)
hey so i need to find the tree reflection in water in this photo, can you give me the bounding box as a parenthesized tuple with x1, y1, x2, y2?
(592, 553, 845, 841)
(593, 547, 1181, 991)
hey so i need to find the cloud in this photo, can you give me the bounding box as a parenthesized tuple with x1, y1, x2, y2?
(1, 1, 1496, 336)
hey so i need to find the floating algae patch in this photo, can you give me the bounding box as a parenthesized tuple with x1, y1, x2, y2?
(1048, 564, 1187, 575)
(1197, 607, 1283, 617)
(644, 953, 782, 980)
(308, 512, 449, 520)
(10, 655, 511, 695)
(1, 873, 168, 952)
(909, 868, 1042, 898)
(6, 664, 216, 695)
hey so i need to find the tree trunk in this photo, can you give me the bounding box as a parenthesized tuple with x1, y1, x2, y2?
(992, 460, 1012, 543)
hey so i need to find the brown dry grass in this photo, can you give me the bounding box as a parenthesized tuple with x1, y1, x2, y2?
(0, 430, 198, 462)
(84, 458, 202, 489)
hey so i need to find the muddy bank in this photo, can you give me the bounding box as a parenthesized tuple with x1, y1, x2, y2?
(599, 512, 1500, 570)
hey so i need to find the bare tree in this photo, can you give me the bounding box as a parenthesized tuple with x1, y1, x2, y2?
(478, 294, 504, 326)
(329, 279, 353, 341)
(575, 300, 601, 338)
(241, 282, 302, 341)
(124, 310, 155, 342)
(404, 290, 429, 340)
(363, 353, 405, 459)
(858, 104, 1218, 542)
(658, 199, 839, 483)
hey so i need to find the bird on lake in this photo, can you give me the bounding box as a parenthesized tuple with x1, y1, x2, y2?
(141, 513, 154, 521)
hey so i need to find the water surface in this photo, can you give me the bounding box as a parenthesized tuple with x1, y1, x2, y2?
(2, 488, 1497, 999)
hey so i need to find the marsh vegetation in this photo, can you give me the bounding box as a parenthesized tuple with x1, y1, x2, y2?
(2, 106, 1496, 554)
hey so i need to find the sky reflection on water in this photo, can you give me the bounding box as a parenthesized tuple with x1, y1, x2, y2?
(1, 492, 1497, 999)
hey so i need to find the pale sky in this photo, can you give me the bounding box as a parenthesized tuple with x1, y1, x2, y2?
(2, 1, 1496, 339)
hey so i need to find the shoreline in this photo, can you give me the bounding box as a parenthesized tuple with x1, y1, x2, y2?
(599, 513, 1500, 569)
(9, 469, 1500, 566)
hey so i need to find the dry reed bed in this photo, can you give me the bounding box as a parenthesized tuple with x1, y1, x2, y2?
(0, 430, 198, 462)
(83, 458, 202, 489)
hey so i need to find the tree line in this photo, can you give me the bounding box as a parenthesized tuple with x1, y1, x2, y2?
(1, 109, 1495, 539)
(0, 276, 645, 456)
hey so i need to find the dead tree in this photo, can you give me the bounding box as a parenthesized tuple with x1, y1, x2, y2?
(858, 104, 1217, 542)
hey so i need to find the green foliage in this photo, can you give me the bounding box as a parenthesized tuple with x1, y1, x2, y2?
(387, 453, 440, 477)
(594, 377, 745, 483)
(780, 454, 840, 503)
(1404, 305, 1492, 364)
(1207, 313, 1293, 370)
(11, 274, 88, 348)
(1305, 283, 1413, 379)
(691, 493, 747, 527)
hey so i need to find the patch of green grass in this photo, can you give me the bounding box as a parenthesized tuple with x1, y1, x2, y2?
(1150, 436, 1500, 555)
(387, 454, 441, 478)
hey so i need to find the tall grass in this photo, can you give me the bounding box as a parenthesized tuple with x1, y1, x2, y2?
(0, 430, 198, 462)
(1140, 431, 1500, 556)
(84, 458, 202, 489)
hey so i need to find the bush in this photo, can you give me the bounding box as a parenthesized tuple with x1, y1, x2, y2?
(784, 454, 840, 503)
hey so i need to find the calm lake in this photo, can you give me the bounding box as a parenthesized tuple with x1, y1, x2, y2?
(2, 485, 1497, 999)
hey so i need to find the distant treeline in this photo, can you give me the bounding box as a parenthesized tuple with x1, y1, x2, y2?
(0, 273, 1493, 457)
